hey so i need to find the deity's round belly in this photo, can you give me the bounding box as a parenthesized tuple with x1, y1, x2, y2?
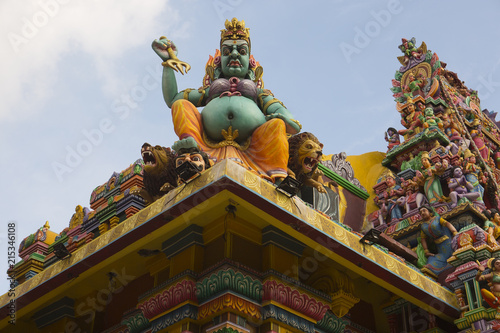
(201, 96, 266, 143)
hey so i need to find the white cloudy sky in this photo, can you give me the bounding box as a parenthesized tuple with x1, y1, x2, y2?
(1, 0, 500, 294)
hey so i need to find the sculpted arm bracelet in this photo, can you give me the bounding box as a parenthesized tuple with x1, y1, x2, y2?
(258, 91, 301, 134)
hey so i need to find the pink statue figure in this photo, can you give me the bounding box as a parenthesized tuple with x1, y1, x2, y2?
(399, 178, 427, 213)
(447, 166, 480, 208)
(470, 118, 490, 161)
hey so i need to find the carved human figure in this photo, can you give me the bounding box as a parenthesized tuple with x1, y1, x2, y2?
(403, 73, 425, 97)
(398, 37, 424, 66)
(419, 107, 443, 131)
(384, 127, 400, 151)
(383, 176, 405, 222)
(470, 118, 490, 161)
(447, 166, 480, 208)
(400, 178, 427, 212)
(483, 209, 500, 245)
(419, 206, 458, 276)
(440, 111, 462, 139)
(415, 153, 447, 204)
(398, 97, 423, 139)
(476, 258, 500, 311)
(152, 18, 301, 182)
(463, 151, 485, 201)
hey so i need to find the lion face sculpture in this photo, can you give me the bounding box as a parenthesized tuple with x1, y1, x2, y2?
(142, 144, 170, 173)
(288, 133, 324, 179)
(140, 143, 177, 202)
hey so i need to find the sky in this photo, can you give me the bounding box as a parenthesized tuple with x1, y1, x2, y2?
(1, 0, 500, 295)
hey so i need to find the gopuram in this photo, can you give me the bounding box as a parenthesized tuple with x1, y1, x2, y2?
(2, 20, 500, 333)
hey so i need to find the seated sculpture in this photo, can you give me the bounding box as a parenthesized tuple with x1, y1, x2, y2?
(447, 166, 480, 208)
(152, 18, 301, 182)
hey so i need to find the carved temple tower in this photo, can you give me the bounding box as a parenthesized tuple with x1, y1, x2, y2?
(4, 31, 499, 332)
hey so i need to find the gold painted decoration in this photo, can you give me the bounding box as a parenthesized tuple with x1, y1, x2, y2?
(198, 293, 261, 320)
(400, 62, 432, 92)
(220, 18, 250, 45)
(330, 289, 360, 318)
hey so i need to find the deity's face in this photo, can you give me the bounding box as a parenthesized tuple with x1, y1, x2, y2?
(221, 40, 250, 78)
(419, 207, 432, 220)
(386, 177, 396, 187)
(495, 260, 500, 272)
(494, 213, 500, 223)
(422, 157, 431, 169)
(453, 167, 462, 178)
(469, 155, 476, 164)
(407, 103, 415, 113)
(424, 108, 434, 117)
(175, 152, 206, 172)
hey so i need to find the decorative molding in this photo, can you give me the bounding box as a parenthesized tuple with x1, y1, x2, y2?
(198, 293, 260, 320)
(32, 296, 74, 329)
(262, 304, 315, 333)
(196, 268, 262, 303)
(137, 279, 197, 320)
(262, 279, 330, 321)
(212, 328, 243, 333)
(321, 152, 367, 194)
(330, 289, 360, 318)
(121, 309, 151, 333)
(149, 304, 197, 333)
(315, 311, 347, 333)
(261, 225, 305, 257)
(162, 224, 204, 258)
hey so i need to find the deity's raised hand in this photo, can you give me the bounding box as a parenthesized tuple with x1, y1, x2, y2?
(152, 37, 191, 75)
(152, 37, 177, 61)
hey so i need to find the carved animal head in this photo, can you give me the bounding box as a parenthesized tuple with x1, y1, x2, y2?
(288, 132, 324, 178)
(141, 143, 174, 177)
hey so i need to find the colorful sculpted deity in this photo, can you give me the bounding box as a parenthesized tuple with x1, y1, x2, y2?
(399, 177, 427, 213)
(476, 258, 500, 313)
(403, 72, 426, 97)
(415, 152, 447, 205)
(383, 176, 405, 222)
(440, 109, 462, 139)
(469, 118, 490, 161)
(482, 209, 500, 245)
(419, 206, 458, 276)
(384, 127, 400, 151)
(397, 37, 426, 67)
(398, 97, 424, 139)
(463, 151, 485, 202)
(152, 18, 301, 182)
(447, 166, 480, 208)
(419, 107, 443, 131)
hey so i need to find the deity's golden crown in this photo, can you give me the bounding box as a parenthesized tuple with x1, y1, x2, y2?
(220, 18, 250, 45)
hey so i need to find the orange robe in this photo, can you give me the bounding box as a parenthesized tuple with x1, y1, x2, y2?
(171, 99, 288, 181)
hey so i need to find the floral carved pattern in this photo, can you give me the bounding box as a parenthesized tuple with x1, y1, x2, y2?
(137, 279, 197, 320)
(262, 279, 330, 321)
(262, 304, 315, 333)
(150, 304, 197, 333)
(315, 311, 347, 333)
(198, 293, 261, 320)
(121, 310, 150, 333)
(321, 152, 366, 192)
(196, 268, 262, 303)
